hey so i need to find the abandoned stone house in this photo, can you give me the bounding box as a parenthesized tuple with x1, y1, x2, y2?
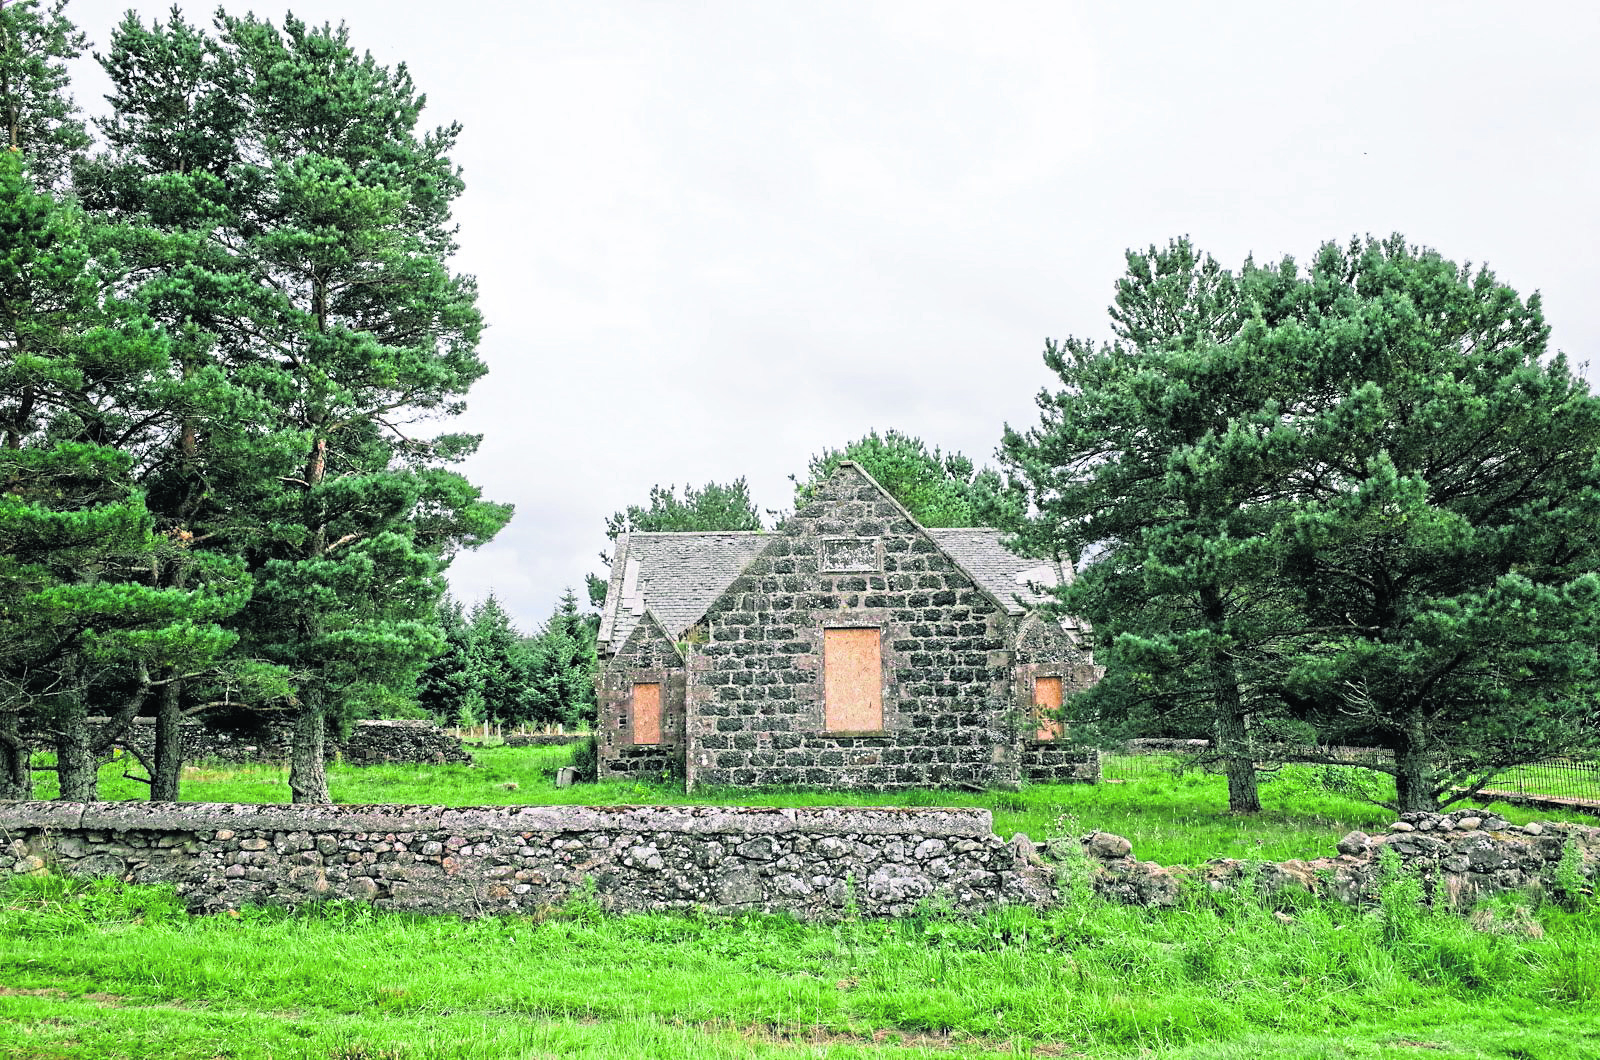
(595, 462, 1101, 792)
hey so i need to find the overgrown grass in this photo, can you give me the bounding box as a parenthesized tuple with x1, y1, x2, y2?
(12, 752, 1600, 1056)
(29, 745, 1575, 868)
(2, 862, 1597, 1058)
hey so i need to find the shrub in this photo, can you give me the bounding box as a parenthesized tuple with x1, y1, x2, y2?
(571, 734, 598, 781)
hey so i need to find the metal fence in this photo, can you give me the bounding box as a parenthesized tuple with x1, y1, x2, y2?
(447, 723, 575, 743)
(1099, 741, 1600, 809)
(1480, 759, 1600, 806)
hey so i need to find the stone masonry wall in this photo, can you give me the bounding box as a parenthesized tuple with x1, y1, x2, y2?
(1060, 808, 1600, 909)
(6, 802, 1594, 920)
(1013, 617, 1103, 784)
(1, 802, 1051, 919)
(80, 718, 471, 767)
(686, 465, 1021, 792)
(598, 615, 687, 780)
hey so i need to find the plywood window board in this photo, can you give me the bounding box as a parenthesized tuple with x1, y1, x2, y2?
(1033, 674, 1063, 741)
(632, 682, 662, 745)
(824, 627, 883, 732)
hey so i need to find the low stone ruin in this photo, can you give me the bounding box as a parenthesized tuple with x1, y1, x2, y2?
(339, 721, 474, 766)
(1060, 808, 1600, 908)
(81, 717, 472, 768)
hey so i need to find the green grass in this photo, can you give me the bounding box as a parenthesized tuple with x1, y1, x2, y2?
(2, 866, 1597, 1058)
(12, 752, 1600, 1057)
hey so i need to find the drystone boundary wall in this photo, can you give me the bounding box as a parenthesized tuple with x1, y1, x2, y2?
(79, 718, 472, 767)
(5, 802, 1595, 919)
(0, 802, 1051, 919)
(1064, 808, 1600, 909)
(1020, 744, 1100, 784)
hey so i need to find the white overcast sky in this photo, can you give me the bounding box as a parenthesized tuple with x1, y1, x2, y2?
(62, 0, 1600, 631)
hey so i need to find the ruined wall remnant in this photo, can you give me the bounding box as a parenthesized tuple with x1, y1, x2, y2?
(1055, 808, 1600, 908)
(339, 721, 475, 766)
(501, 733, 587, 748)
(79, 717, 472, 768)
(1, 802, 1051, 919)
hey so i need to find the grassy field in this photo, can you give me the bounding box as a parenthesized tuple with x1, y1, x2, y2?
(3, 848, 1598, 1058)
(10, 748, 1600, 1057)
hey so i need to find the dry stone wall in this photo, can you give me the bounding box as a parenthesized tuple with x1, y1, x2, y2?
(1, 802, 1051, 918)
(1019, 744, 1101, 784)
(1058, 808, 1600, 909)
(7, 802, 1593, 920)
(82, 718, 472, 767)
(502, 733, 587, 748)
(339, 721, 474, 766)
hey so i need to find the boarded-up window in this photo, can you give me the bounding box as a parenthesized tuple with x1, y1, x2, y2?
(824, 628, 882, 732)
(1033, 675, 1063, 741)
(632, 682, 662, 745)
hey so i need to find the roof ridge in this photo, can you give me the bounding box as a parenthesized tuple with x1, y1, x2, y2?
(623, 530, 768, 538)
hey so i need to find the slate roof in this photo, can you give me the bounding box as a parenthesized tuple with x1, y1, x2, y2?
(926, 529, 1068, 615)
(597, 525, 1072, 655)
(596, 463, 1080, 655)
(597, 532, 769, 653)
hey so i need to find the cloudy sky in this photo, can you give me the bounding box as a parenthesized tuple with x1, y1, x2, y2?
(63, 0, 1600, 631)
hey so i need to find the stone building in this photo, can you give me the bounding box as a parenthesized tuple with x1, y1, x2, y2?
(595, 462, 1100, 791)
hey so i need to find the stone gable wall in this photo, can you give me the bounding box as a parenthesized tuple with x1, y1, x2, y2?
(685, 467, 1022, 792)
(1013, 617, 1103, 783)
(598, 617, 687, 780)
(1, 801, 1049, 919)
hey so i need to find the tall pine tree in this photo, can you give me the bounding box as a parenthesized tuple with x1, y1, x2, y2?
(0, 151, 247, 799)
(1001, 241, 1305, 813)
(0, 0, 90, 190)
(82, 11, 509, 802)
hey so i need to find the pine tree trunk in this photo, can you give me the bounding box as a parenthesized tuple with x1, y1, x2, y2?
(151, 678, 183, 802)
(288, 691, 330, 804)
(1215, 698, 1262, 814)
(54, 695, 98, 802)
(0, 719, 32, 800)
(1393, 714, 1439, 812)
(1199, 586, 1260, 814)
